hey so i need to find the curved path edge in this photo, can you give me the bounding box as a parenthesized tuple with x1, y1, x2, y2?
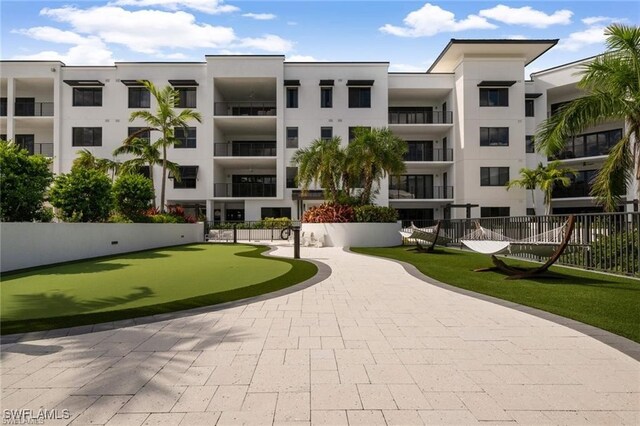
(347, 247, 640, 362)
(0, 246, 332, 345)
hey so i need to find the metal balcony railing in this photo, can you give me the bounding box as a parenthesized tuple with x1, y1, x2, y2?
(214, 101, 277, 116)
(214, 142, 276, 157)
(34, 143, 54, 157)
(388, 185, 454, 199)
(404, 148, 453, 162)
(388, 109, 453, 124)
(14, 102, 54, 117)
(214, 182, 277, 197)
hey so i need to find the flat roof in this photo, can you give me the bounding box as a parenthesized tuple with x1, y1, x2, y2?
(530, 54, 598, 76)
(428, 39, 558, 73)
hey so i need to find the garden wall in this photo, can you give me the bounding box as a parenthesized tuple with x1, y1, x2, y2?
(1, 222, 204, 272)
(302, 222, 402, 247)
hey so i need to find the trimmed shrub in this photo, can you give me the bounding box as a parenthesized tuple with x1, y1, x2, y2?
(354, 205, 398, 223)
(302, 203, 355, 223)
(113, 174, 154, 220)
(589, 228, 639, 276)
(50, 168, 112, 222)
(263, 217, 292, 229)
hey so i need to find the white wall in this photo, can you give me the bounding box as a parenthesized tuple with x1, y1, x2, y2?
(302, 222, 401, 247)
(1, 222, 204, 272)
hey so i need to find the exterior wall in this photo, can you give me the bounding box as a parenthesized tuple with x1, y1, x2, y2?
(0, 222, 204, 272)
(302, 222, 402, 247)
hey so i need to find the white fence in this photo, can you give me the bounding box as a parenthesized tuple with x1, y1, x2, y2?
(1, 222, 204, 272)
(302, 222, 402, 247)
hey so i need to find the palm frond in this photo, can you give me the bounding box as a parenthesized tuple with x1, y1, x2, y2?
(590, 130, 633, 211)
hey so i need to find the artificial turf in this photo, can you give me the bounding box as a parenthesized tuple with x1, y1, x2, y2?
(351, 246, 640, 343)
(1, 244, 317, 335)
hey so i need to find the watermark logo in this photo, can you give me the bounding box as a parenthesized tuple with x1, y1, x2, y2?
(3, 408, 71, 424)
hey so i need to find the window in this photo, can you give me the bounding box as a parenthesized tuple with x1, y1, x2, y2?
(349, 87, 371, 108)
(286, 167, 298, 188)
(554, 128, 622, 159)
(480, 127, 509, 146)
(525, 99, 535, 117)
(73, 88, 102, 106)
(232, 175, 276, 197)
(321, 87, 333, 108)
(286, 87, 298, 108)
(172, 166, 198, 189)
(526, 208, 536, 216)
(286, 127, 298, 148)
(176, 87, 196, 108)
(128, 127, 151, 142)
(261, 207, 292, 219)
(72, 127, 102, 146)
(174, 127, 197, 148)
(128, 87, 150, 108)
(526, 135, 535, 153)
(15, 134, 35, 155)
(0, 98, 6, 116)
(481, 207, 511, 217)
(138, 165, 151, 179)
(480, 167, 509, 186)
(479, 88, 508, 107)
(550, 101, 570, 116)
(15, 98, 35, 116)
(321, 127, 333, 140)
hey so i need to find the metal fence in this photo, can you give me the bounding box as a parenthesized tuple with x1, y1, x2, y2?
(402, 212, 640, 276)
(204, 220, 300, 242)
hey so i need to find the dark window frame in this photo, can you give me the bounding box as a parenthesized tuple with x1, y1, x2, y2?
(348, 87, 371, 108)
(72, 127, 102, 147)
(320, 87, 333, 108)
(286, 167, 298, 188)
(480, 127, 509, 147)
(320, 126, 333, 140)
(176, 87, 197, 108)
(128, 87, 150, 108)
(286, 87, 299, 108)
(481, 207, 511, 217)
(286, 127, 298, 148)
(479, 88, 508, 107)
(128, 127, 151, 142)
(0, 98, 6, 116)
(526, 135, 535, 153)
(73, 88, 102, 107)
(174, 126, 197, 148)
(480, 167, 510, 186)
(261, 207, 292, 219)
(172, 166, 198, 189)
(525, 99, 535, 117)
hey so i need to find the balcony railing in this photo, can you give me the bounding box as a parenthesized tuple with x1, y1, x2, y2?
(552, 183, 593, 199)
(214, 182, 277, 197)
(214, 142, 276, 157)
(388, 109, 452, 124)
(404, 148, 453, 162)
(14, 102, 54, 117)
(34, 143, 54, 157)
(389, 185, 453, 200)
(214, 101, 276, 116)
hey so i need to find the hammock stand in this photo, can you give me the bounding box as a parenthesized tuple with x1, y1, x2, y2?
(399, 221, 448, 253)
(463, 215, 576, 280)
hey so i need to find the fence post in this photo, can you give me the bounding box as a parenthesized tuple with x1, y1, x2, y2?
(233, 223, 237, 244)
(293, 225, 301, 259)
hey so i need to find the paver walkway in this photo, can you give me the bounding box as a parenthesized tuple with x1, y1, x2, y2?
(1, 245, 639, 425)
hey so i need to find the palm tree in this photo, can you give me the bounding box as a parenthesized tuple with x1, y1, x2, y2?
(538, 161, 577, 215)
(346, 127, 407, 204)
(535, 24, 640, 211)
(129, 81, 202, 212)
(506, 165, 542, 214)
(291, 137, 346, 202)
(72, 149, 120, 180)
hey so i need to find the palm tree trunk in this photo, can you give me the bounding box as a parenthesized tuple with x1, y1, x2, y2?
(545, 190, 552, 215)
(149, 163, 156, 209)
(161, 145, 167, 213)
(530, 190, 536, 215)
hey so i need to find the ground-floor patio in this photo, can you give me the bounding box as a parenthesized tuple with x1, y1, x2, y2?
(1, 245, 638, 425)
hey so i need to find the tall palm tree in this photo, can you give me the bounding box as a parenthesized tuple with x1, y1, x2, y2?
(538, 161, 577, 215)
(129, 81, 202, 211)
(291, 137, 346, 202)
(346, 127, 407, 204)
(535, 24, 640, 211)
(72, 149, 120, 181)
(506, 164, 542, 214)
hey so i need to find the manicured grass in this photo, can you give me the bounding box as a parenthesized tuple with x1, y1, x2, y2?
(1, 244, 317, 335)
(352, 246, 640, 343)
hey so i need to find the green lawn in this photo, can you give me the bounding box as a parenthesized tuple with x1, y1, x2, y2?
(1, 244, 317, 335)
(352, 246, 640, 343)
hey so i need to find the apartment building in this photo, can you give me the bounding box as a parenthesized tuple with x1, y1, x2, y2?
(1, 39, 636, 222)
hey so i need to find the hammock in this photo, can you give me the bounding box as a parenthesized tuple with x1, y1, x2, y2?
(399, 221, 451, 252)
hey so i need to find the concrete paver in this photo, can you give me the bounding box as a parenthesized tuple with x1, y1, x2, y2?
(1, 245, 639, 425)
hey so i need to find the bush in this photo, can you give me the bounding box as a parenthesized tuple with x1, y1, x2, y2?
(150, 213, 181, 223)
(113, 174, 154, 220)
(589, 228, 639, 276)
(50, 168, 112, 222)
(302, 203, 355, 223)
(0, 141, 53, 222)
(108, 213, 134, 223)
(354, 205, 398, 223)
(263, 217, 292, 229)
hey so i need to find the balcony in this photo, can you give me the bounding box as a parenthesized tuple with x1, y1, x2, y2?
(34, 143, 54, 157)
(549, 128, 622, 161)
(214, 182, 276, 198)
(405, 148, 453, 162)
(214, 142, 276, 157)
(214, 101, 276, 116)
(389, 185, 454, 200)
(388, 108, 452, 125)
(14, 102, 54, 117)
(552, 183, 592, 199)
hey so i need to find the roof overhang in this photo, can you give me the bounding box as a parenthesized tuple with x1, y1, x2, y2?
(525, 93, 543, 98)
(63, 80, 104, 87)
(169, 79, 198, 86)
(284, 80, 300, 86)
(346, 80, 374, 86)
(319, 80, 334, 86)
(477, 80, 516, 87)
(428, 39, 558, 73)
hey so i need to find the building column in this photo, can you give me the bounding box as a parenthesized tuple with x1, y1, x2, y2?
(6, 77, 14, 140)
(206, 199, 215, 221)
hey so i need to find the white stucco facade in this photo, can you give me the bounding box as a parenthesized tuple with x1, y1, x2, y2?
(1, 39, 636, 223)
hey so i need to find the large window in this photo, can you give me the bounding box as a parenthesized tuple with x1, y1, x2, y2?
(174, 127, 196, 148)
(525, 99, 535, 117)
(286, 167, 298, 188)
(15, 134, 34, 155)
(480, 167, 509, 186)
(176, 87, 197, 108)
(0, 98, 6, 116)
(480, 127, 509, 146)
(73, 88, 102, 106)
(481, 207, 511, 217)
(526, 135, 535, 153)
(286, 127, 298, 148)
(128, 87, 150, 108)
(479, 88, 508, 107)
(172, 166, 198, 189)
(321, 87, 333, 108)
(554, 128, 622, 159)
(389, 175, 434, 199)
(286, 87, 298, 108)
(232, 175, 276, 197)
(321, 127, 333, 140)
(72, 127, 102, 146)
(261, 207, 292, 219)
(348, 87, 371, 108)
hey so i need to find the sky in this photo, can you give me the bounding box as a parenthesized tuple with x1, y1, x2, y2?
(1, 1, 639, 76)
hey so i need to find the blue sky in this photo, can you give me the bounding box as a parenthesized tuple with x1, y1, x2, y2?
(1, 1, 638, 75)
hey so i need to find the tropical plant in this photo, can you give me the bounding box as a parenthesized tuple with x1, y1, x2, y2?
(538, 161, 577, 215)
(506, 164, 543, 214)
(292, 137, 347, 202)
(72, 149, 120, 180)
(50, 168, 113, 222)
(0, 140, 53, 222)
(535, 24, 640, 211)
(354, 205, 399, 223)
(112, 173, 155, 220)
(346, 127, 408, 204)
(127, 80, 202, 211)
(302, 203, 355, 223)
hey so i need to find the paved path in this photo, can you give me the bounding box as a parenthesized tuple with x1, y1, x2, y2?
(1, 245, 639, 425)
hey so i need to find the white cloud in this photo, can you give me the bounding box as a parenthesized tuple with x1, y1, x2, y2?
(479, 5, 572, 28)
(287, 21, 298, 26)
(242, 13, 276, 21)
(285, 55, 319, 62)
(557, 25, 608, 51)
(582, 16, 613, 25)
(507, 34, 527, 40)
(237, 34, 293, 53)
(109, 0, 238, 14)
(380, 3, 496, 37)
(12, 29, 115, 65)
(389, 63, 426, 72)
